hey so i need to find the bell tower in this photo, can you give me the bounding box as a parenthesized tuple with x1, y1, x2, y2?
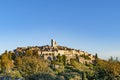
(51, 39, 57, 47)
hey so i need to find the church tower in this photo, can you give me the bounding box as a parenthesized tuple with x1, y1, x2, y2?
(51, 39, 57, 47)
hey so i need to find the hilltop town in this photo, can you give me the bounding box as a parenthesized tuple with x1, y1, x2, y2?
(0, 39, 120, 80)
(14, 39, 95, 64)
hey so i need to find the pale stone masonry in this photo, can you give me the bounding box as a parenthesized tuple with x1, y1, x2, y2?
(14, 39, 95, 64)
(51, 39, 57, 47)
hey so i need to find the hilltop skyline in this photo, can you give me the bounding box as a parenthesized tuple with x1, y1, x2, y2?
(0, 0, 120, 60)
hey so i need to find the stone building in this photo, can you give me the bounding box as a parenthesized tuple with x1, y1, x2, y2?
(14, 39, 95, 64)
(51, 39, 57, 47)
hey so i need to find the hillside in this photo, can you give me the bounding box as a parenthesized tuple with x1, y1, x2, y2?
(0, 40, 120, 80)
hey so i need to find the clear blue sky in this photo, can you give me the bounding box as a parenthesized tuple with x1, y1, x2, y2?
(0, 0, 120, 60)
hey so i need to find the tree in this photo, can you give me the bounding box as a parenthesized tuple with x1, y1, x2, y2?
(109, 56, 114, 62)
(62, 55, 66, 65)
(94, 59, 120, 80)
(32, 50, 39, 57)
(14, 57, 22, 68)
(95, 53, 98, 59)
(82, 72, 87, 80)
(1, 51, 14, 73)
(16, 56, 51, 77)
(75, 54, 79, 62)
(94, 53, 98, 66)
(56, 54, 63, 63)
(25, 49, 33, 56)
(115, 57, 119, 62)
